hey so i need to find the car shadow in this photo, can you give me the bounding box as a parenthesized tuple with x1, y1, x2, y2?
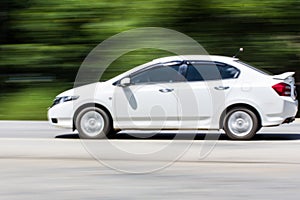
(253, 133, 300, 140)
(55, 134, 80, 139)
(55, 132, 300, 140)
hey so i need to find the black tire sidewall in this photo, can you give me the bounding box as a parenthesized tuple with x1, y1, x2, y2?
(224, 107, 258, 140)
(75, 107, 111, 139)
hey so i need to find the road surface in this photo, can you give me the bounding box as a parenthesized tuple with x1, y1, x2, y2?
(0, 120, 300, 199)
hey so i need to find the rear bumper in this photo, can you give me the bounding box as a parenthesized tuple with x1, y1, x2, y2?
(262, 99, 298, 126)
(282, 117, 295, 124)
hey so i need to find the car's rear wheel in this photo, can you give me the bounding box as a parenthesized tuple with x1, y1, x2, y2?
(75, 107, 114, 139)
(223, 107, 259, 140)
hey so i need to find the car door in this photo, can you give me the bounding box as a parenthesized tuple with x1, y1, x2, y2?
(113, 62, 185, 129)
(176, 61, 240, 129)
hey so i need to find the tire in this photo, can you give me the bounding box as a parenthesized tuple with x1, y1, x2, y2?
(75, 107, 114, 139)
(223, 107, 259, 140)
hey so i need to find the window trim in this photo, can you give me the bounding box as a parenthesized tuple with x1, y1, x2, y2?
(113, 60, 240, 85)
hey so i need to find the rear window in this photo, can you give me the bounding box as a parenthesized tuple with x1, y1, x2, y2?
(235, 60, 273, 75)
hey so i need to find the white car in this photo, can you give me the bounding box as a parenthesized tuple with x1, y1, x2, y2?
(48, 55, 298, 140)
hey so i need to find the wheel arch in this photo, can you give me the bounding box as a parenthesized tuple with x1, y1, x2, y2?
(219, 103, 262, 129)
(73, 103, 113, 131)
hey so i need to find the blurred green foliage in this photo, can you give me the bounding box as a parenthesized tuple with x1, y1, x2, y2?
(1, 0, 300, 120)
(0, 84, 69, 120)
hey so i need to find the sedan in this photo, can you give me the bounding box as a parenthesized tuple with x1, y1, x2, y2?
(48, 55, 298, 140)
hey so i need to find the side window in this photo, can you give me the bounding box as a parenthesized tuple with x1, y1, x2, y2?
(218, 64, 240, 79)
(186, 63, 219, 81)
(186, 62, 239, 82)
(131, 64, 186, 84)
(185, 64, 203, 81)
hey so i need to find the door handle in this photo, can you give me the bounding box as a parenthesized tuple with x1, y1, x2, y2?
(159, 88, 174, 93)
(214, 86, 230, 90)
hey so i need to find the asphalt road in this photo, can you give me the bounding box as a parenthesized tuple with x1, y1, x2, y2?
(1, 120, 300, 199)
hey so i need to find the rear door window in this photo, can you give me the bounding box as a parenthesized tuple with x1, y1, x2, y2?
(186, 62, 240, 82)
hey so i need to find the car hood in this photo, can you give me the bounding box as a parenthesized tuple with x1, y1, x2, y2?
(56, 82, 103, 97)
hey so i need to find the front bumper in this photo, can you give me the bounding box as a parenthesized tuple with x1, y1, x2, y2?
(47, 101, 74, 129)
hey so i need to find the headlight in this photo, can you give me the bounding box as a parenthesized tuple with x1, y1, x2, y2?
(51, 96, 79, 107)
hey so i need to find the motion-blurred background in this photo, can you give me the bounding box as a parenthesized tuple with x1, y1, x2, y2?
(1, 0, 300, 120)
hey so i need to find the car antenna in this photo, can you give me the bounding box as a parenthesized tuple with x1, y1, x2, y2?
(233, 47, 243, 58)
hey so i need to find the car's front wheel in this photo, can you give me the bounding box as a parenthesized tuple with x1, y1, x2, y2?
(75, 107, 113, 139)
(223, 107, 259, 140)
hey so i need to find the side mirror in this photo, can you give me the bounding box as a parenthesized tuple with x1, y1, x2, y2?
(118, 77, 131, 87)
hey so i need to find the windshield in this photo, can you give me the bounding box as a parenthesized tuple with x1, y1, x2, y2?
(235, 60, 273, 75)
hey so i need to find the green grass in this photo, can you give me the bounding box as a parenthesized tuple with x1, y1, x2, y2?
(0, 86, 68, 120)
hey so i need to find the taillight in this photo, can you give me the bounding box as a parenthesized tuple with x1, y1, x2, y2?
(272, 82, 291, 96)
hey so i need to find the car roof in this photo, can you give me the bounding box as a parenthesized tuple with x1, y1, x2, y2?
(152, 55, 239, 63)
